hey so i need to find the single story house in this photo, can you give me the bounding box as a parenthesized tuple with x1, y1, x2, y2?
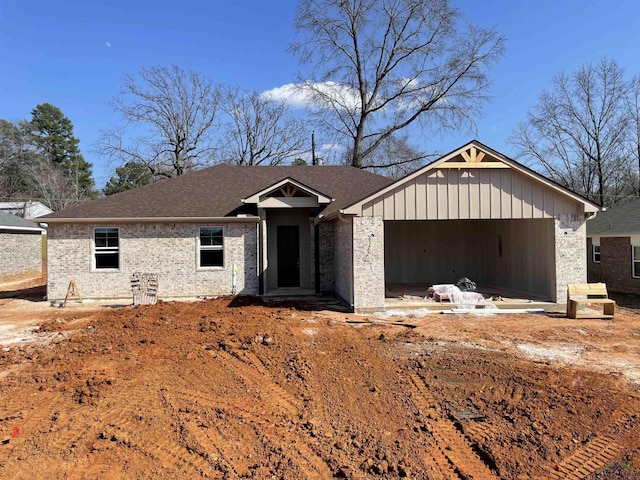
(0, 212, 46, 283)
(42, 141, 599, 312)
(587, 198, 640, 294)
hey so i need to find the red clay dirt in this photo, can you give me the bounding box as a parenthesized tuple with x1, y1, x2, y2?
(0, 290, 639, 479)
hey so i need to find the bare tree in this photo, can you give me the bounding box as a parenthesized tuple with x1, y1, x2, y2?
(218, 87, 309, 165)
(98, 65, 220, 178)
(626, 75, 640, 196)
(343, 132, 436, 178)
(289, 0, 505, 169)
(24, 159, 79, 211)
(510, 58, 630, 207)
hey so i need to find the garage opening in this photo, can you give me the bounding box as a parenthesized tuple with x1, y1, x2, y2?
(384, 219, 555, 301)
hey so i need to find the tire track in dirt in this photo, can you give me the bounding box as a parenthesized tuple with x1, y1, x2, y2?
(459, 420, 500, 443)
(544, 395, 640, 479)
(545, 435, 622, 479)
(163, 388, 253, 477)
(227, 349, 300, 416)
(211, 349, 333, 478)
(409, 373, 499, 480)
(0, 391, 60, 473)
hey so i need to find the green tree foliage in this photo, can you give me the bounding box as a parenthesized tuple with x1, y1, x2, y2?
(30, 103, 97, 200)
(104, 161, 154, 196)
(0, 104, 96, 209)
(0, 119, 38, 196)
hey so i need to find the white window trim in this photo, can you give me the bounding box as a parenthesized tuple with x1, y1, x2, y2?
(197, 225, 225, 270)
(92, 226, 120, 272)
(633, 245, 640, 279)
(592, 244, 601, 263)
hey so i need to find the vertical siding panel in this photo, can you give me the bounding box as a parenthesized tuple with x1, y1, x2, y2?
(448, 170, 459, 219)
(501, 170, 512, 218)
(511, 173, 523, 219)
(480, 170, 491, 218)
(363, 204, 372, 216)
(383, 192, 394, 220)
(459, 170, 470, 219)
(373, 199, 383, 217)
(416, 174, 427, 220)
(490, 169, 502, 218)
(426, 171, 438, 219)
(544, 189, 555, 218)
(469, 170, 480, 218)
(394, 187, 405, 220)
(533, 184, 544, 218)
(437, 170, 448, 220)
(405, 180, 416, 220)
(522, 177, 533, 218)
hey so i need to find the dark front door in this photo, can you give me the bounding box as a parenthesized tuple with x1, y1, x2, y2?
(277, 225, 300, 287)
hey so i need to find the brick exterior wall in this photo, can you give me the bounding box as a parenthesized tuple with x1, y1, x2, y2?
(587, 236, 640, 293)
(318, 221, 335, 292)
(352, 216, 385, 313)
(47, 222, 259, 301)
(0, 232, 42, 281)
(554, 214, 588, 302)
(586, 237, 602, 282)
(333, 218, 353, 305)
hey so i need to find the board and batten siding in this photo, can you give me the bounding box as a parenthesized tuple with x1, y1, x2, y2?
(361, 168, 582, 220)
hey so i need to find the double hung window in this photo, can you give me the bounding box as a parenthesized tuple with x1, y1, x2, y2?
(94, 227, 119, 269)
(199, 226, 224, 268)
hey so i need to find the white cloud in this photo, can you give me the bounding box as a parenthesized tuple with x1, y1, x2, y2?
(105, 42, 112, 48)
(262, 82, 360, 110)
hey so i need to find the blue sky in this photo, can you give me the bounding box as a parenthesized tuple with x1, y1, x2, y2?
(1, 0, 639, 188)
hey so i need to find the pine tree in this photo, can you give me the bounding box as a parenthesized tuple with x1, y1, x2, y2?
(104, 161, 154, 196)
(30, 103, 97, 200)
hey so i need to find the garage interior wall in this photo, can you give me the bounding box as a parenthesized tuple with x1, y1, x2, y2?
(385, 219, 555, 299)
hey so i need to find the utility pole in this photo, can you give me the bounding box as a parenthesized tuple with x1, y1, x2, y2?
(311, 131, 316, 166)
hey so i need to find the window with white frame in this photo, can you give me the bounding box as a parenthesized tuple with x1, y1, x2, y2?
(199, 226, 224, 268)
(94, 227, 119, 269)
(633, 246, 640, 278)
(592, 244, 601, 263)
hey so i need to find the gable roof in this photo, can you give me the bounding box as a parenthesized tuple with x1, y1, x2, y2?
(341, 140, 600, 216)
(587, 199, 640, 237)
(0, 212, 44, 232)
(42, 164, 393, 222)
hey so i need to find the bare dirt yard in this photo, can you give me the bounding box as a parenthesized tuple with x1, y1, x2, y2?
(1, 284, 640, 479)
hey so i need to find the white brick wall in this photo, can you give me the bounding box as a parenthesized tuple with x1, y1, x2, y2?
(333, 218, 353, 304)
(554, 213, 588, 302)
(0, 232, 42, 281)
(352, 216, 385, 313)
(47, 222, 259, 301)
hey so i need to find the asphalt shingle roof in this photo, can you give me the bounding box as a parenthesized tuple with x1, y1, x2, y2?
(42, 164, 394, 220)
(0, 212, 42, 229)
(587, 199, 640, 236)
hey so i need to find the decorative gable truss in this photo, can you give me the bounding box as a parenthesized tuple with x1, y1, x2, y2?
(438, 146, 509, 169)
(242, 178, 334, 209)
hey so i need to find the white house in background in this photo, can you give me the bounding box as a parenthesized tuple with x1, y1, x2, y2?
(0, 201, 53, 219)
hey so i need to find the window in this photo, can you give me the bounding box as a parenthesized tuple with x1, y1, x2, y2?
(199, 226, 224, 268)
(94, 227, 119, 269)
(592, 244, 601, 263)
(634, 246, 640, 278)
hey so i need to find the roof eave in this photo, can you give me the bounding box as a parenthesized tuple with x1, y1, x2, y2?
(44, 216, 261, 224)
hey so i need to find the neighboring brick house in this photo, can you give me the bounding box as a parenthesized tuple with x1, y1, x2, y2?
(0, 212, 45, 282)
(42, 141, 599, 312)
(587, 199, 640, 294)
